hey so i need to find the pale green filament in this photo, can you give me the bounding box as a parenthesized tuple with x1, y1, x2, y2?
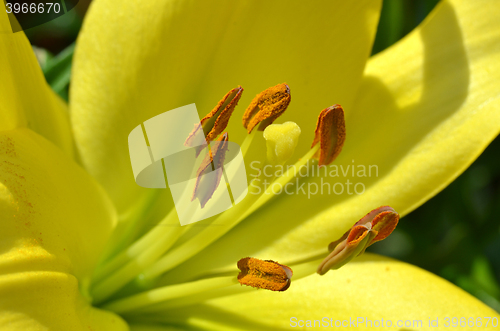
(129, 283, 252, 313)
(130, 258, 323, 314)
(138, 145, 319, 282)
(91, 211, 186, 303)
(241, 143, 319, 219)
(92, 210, 179, 283)
(92, 131, 259, 301)
(239, 128, 257, 156)
(101, 257, 323, 315)
(93, 127, 319, 302)
(102, 275, 238, 314)
(138, 188, 261, 282)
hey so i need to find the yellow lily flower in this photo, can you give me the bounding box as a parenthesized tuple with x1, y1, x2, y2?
(1, 0, 500, 330)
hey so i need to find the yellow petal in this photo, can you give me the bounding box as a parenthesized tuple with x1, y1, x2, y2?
(0, 272, 127, 331)
(0, 11, 73, 156)
(0, 129, 126, 330)
(162, 255, 500, 331)
(71, 0, 381, 215)
(165, 0, 500, 278)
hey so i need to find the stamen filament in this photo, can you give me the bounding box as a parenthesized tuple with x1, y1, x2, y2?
(137, 191, 261, 282)
(241, 143, 319, 219)
(92, 209, 179, 283)
(94, 189, 160, 271)
(99, 130, 257, 276)
(94, 135, 206, 283)
(129, 284, 253, 313)
(92, 130, 261, 299)
(102, 275, 237, 314)
(91, 211, 186, 303)
(239, 128, 257, 156)
(136, 258, 323, 313)
(137, 145, 320, 282)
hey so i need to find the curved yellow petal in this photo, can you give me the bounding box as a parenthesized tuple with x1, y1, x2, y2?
(0, 129, 126, 330)
(162, 255, 500, 331)
(0, 272, 128, 331)
(71, 0, 381, 214)
(0, 11, 73, 156)
(165, 0, 500, 279)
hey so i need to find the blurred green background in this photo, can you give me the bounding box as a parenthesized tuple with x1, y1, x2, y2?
(24, 0, 500, 312)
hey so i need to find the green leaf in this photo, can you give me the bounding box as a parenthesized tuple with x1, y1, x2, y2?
(43, 43, 75, 100)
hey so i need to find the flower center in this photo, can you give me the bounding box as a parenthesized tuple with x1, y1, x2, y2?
(86, 84, 397, 322)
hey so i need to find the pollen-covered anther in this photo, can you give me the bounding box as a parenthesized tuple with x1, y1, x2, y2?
(237, 257, 293, 291)
(317, 206, 399, 275)
(311, 104, 346, 166)
(185, 86, 243, 150)
(242, 83, 291, 133)
(191, 132, 230, 208)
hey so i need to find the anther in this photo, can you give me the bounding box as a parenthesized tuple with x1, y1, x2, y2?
(311, 104, 346, 166)
(317, 206, 399, 275)
(242, 83, 291, 133)
(191, 133, 230, 208)
(185, 86, 243, 152)
(237, 257, 293, 291)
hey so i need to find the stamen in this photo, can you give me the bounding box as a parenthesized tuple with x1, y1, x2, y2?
(191, 132, 230, 208)
(317, 206, 399, 275)
(99, 93, 348, 298)
(138, 191, 264, 282)
(133, 258, 304, 313)
(237, 257, 293, 291)
(185, 86, 243, 150)
(90, 209, 185, 303)
(92, 86, 303, 303)
(242, 83, 291, 133)
(369, 207, 400, 244)
(239, 128, 257, 156)
(311, 104, 346, 166)
(100, 258, 293, 315)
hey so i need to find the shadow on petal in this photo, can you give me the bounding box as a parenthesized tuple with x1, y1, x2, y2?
(163, 1, 474, 282)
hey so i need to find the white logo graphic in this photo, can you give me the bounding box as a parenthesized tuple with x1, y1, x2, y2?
(128, 104, 248, 225)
